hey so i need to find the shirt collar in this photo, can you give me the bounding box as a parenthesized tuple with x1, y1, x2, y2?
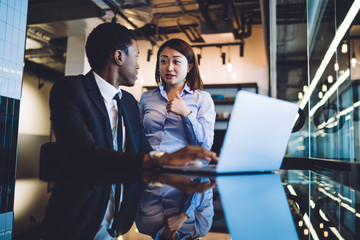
(183, 84, 193, 94)
(93, 71, 122, 103)
(158, 83, 193, 95)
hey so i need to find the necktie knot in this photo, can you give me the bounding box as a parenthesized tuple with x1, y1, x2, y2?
(113, 93, 122, 118)
(113, 93, 121, 102)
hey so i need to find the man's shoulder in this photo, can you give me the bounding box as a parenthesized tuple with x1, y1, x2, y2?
(121, 89, 136, 101)
(51, 74, 89, 94)
(54, 74, 85, 86)
(50, 74, 89, 101)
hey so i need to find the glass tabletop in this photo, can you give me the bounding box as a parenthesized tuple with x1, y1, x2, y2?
(124, 169, 360, 240)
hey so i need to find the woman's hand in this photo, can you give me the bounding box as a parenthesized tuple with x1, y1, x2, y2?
(166, 92, 191, 117)
(165, 212, 189, 238)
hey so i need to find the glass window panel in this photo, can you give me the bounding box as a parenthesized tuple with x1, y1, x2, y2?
(13, 10, 19, 29)
(6, 7, 13, 26)
(279, 0, 360, 161)
(0, 3, 7, 23)
(20, 0, 27, 14)
(5, 25, 11, 43)
(0, 21, 5, 41)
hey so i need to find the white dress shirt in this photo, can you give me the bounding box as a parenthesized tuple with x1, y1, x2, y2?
(93, 71, 124, 240)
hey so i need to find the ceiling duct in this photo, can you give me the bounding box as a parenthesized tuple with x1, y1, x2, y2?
(91, 0, 157, 45)
(232, 2, 252, 40)
(91, 0, 152, 29)
(199, 0, 233, 35)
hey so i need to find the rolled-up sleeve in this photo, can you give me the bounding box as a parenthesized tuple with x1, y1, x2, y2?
(182, 91, 216, 150)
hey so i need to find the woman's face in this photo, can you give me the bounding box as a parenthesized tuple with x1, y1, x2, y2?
(159, 47, 193, 89)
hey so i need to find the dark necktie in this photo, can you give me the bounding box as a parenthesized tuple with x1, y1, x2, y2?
(108, 93, 123, 237)
(113, 94, 123, 151)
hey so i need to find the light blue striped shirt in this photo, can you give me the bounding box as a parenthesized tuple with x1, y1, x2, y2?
(137, 84, 215, 239)
(139, 84, 216, 153)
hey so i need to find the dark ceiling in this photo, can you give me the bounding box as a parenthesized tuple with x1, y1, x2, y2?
(25, 0, 264, 76)
(24, 0, 312, 100)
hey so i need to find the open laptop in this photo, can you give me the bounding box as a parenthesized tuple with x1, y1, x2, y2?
(162, 90, 299, 175)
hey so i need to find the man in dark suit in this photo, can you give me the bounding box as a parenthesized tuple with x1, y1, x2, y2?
(44, 23, 217, 240)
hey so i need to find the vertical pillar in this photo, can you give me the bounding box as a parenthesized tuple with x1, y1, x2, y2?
(0, 0, 29, 238)
(64, 34, 91, 76)
(269, 0, 276, 98)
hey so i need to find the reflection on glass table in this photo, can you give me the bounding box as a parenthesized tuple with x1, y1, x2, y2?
(217, 173, 298, 240)
(281, 170, 360, 240)
(136, 177, 214, 240)
(119, 169, 360, 240)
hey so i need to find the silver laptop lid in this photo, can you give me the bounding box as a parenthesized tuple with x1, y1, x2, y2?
(217, 91, 299, 173)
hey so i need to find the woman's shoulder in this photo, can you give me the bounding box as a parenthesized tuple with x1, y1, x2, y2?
(193, 89, 212, 99)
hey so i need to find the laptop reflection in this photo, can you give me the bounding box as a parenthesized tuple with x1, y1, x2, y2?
(217, 173, 298, 240)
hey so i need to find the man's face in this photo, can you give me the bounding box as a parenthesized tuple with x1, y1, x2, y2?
(118, 39, 139, 87)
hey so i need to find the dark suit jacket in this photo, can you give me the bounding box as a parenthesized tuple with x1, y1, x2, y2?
(44, 71, 152, 239)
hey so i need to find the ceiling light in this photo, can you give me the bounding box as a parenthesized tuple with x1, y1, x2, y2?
(327, 75, 333, 83)
(351, 51, 357, 67)
(298, 92, 303, 100)
(341, 42, 348, 53)
(227, 62, 233, 72)
(38, 78, 44, 90)
(334, 61, 339, 71)
(221, 52, 226, 65)
(111, 12, 117, 23)
(322, 84, 327, 92)
(239, 39, 244, 57)
(303, 85, 308, 92)
(318, 92, 323, 99)
(197, 47, 203, 66)
(147, 49, 152, 62)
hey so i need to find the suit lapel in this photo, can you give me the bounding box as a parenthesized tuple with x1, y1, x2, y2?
(84, 71, 113, 148)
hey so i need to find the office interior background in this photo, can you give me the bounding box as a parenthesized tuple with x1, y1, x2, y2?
(1, 0, 360, 239)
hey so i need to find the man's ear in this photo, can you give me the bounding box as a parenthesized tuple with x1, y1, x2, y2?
(114, 50, 123, 65)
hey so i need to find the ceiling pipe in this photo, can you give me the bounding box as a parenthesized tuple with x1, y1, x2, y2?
(191, 42, 241, 48)
(119, 0, 151, 9)
(24, 60, 64, 82)
(176, 0, 186, 13)
(177, 19, 204, 43)
(231, 1, 252, 39)
(198, 0, 214, 27)
(224, 0, 231, 21)
(101, 0, 157, 46)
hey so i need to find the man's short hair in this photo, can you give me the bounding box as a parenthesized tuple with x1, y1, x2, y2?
(85, 23, 136, 70)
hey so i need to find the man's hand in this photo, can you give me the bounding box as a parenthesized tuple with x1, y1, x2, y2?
(159, 145, 218, 166)
(142, 145, 218, 172)
(158, 175, 215, 193)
